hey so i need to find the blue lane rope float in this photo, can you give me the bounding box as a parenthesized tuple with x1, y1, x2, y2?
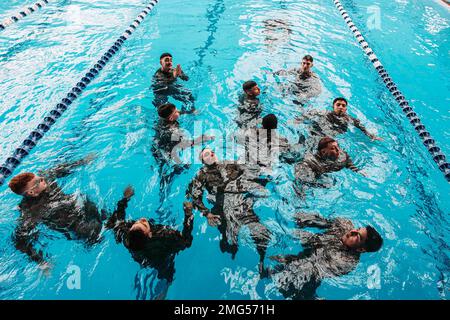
(0, 0, 160, 186)
(332, 0, 450, 182)
(0, 0, 49, 31)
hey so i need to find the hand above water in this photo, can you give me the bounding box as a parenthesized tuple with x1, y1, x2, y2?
(38, 261, 53, 277)
(371, 135, 383, 142)
(123, 185, 135, 199)
(173, 64, 183, 78)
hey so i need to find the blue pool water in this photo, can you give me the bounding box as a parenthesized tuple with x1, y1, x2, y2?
(0, 0, 449, 300)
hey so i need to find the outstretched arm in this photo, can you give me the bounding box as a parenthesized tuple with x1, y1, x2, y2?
(273, 68, 297, 76)
(41, 154, 95, 180)
(351, 117, 382, 141)
(294, 212, 333, 229)
(344, 153, 362, 174)
(177, 135, 215, 150)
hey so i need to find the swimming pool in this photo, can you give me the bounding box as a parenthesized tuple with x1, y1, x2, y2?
(0, 0, 449, 300)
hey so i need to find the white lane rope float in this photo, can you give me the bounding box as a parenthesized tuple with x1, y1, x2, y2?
(332, 0, 449, 182)
(0, 0, 160, 186)
(0, 0, 49, 31)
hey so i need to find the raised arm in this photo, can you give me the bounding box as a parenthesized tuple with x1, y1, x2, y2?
(105, 186, 134, 238)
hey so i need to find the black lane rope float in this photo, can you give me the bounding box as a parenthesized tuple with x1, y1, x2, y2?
(0, 0, 160, 186)
(0, 0, 50, 31)
(332, 0, 450, 182)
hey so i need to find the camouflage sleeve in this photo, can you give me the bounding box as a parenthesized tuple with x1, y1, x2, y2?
(13, 215, 45, 264)
(294, 212, 333, 229)
(186, 171, 210, 216)
(179, 70, 189, 81)
(351, 116, 374, 139)
(105, 198, 131, 243)
(345, 152, 360, 172)
(40, 157, 91, 180)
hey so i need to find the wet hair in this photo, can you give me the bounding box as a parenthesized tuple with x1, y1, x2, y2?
(160, 52, 172, 60)
(364, 226, 383, 252)
(9, 172, 35, 195)
(243, 80, 257, 92)
(158, 103, 176, 119)
(317, 137, 336, 152)
(303, 55, 313, 62)
(127, 228, 147, 251)
(262, 114, 278, 129)
(333, 97, 348, 106)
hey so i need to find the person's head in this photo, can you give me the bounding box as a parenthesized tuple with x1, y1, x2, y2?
(262, 114, 278, 130)
(9, 172, 48, 198)
(158, 103, 180, 122)
(332, 97, 348, 115)
(159, 52, 173, 72)
(317, 137, 340, 160)
(301, 55, 314, 72)
(199, 148, 219, 166)
(127, 218, 152, 251)
(243, 80, 260, 97)
(342, 225, 383, 253)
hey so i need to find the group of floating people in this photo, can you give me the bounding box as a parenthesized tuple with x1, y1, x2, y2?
(7, 53, 383, 300)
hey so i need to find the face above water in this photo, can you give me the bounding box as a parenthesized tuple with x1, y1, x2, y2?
(130, 218, 151, 237)
(160, 56, 173, 72)
(168, 108, 180, 122)
(246, 85, 260, 97)
(23, 175, 48, 198)
(201, 148, 219, 165)
(342, 227, 368, 251)
(321, 141, 340, 160)
(333, 100, 348, 115)
(301, 59, 313, 73)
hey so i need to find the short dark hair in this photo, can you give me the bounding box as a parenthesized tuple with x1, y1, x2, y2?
(127, 228, 147, 251)
(158, 103, 176, 119)
(160, 52, 172, 60)
(317, 136, 336, 152)
(243, 80, 257, 92)
(333, 97, 348, 106)
(9, 172, 35, 195)
(262, 114, 278, 129)
(364, 225, 383, 252)
(303, 55, 313, 62)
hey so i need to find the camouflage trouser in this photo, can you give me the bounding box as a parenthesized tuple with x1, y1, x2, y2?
(271, 259, 320, 300)
(213, 194, 271, 261)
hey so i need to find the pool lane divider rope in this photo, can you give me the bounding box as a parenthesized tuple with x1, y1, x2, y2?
(0, 0, 160, 186)
(0, 0, 49, 31)
(332, 0, 450, 182)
